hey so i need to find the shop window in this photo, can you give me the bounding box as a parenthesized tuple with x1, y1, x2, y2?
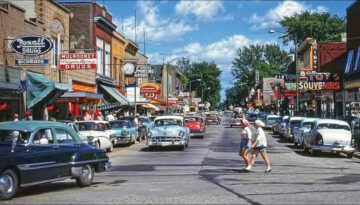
(345, 49, 354, 75)
(97, 37, 104, 75)
(354, 47, 360, 72)
(105, 42, 111, 77)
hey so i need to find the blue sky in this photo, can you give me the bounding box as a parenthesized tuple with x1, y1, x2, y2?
(98, 0, 354, 100)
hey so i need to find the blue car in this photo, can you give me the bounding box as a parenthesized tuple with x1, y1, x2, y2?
(109, 120, 138, 146)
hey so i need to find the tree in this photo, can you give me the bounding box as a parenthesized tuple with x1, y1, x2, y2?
(184, 62, 222, 109)
(279, 11, 346, 45)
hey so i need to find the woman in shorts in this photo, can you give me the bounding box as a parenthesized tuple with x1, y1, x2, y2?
(250, 120, 271, 173)
(239, 119, 252, 171)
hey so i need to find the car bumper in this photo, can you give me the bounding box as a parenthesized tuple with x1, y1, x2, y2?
(112, 136, 132, 145)
(105, 161, 112, 171)
(206, 120, 219, 124)
(147, 140, 187, 147)
(311, 145, 356, 153)
(190, 131, 205, 137)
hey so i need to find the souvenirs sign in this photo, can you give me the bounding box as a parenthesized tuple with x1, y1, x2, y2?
(59, 53, 97, 70)
(11, 36, 53, 55)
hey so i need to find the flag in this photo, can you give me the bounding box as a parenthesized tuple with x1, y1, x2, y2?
(17, 80, 27, 93)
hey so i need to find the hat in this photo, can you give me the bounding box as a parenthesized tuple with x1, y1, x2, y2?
(254, 120, 265, 127)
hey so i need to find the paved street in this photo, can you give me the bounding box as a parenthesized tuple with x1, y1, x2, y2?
(5, 122, 360, 204)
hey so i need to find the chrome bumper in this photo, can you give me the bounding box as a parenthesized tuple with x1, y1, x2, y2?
(311, 145, 356, 153)
(147, 140, 187, 147)
(190, 131, 205, 137)
(113, 136, 132, 145)
(105, 161, 112, 171)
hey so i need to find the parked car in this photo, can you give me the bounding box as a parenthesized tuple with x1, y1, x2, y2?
(293, 118, 317, 147)
(230, 112, 242, 127)
(75, 121, 113, 152)
(139, 116, 153, 140)
(146, 116, 190, 150)
(284, 117, 304, 142)
(303, 119, 356, 158)
(118, 116, 147, 141)
(278, 116, 290, 138)
(205, 114, 221, 125)
(272, 117, 282, 134)
(259, 112, 269, 121)
(109, 120, 138, 146)
(185, 116, 206, 138)
(0, 121, 110, 200)
(246, 112, 258, 122)
(264, 115, 280, 130)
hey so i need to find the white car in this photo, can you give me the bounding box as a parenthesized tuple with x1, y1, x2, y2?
(75, 121, 114, 152)
(303, 119, 356, 158)
(284, 117, 304, 142)
(265, 115, 280, 129)
(293, 118, 317, 147)
(278, 116, 289, 138)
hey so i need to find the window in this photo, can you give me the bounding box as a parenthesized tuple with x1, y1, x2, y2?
(97, 37, 104, 75)
(105, 42, 111, 77)
(32, 129, 54, 144)
(55, 129, 75, 144)
(354, 47, 360, 72)
(345, 50, 354, 74)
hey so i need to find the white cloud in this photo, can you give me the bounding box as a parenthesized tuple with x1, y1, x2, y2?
(249, 1, 328, 30)
(175, 0, 231, 21)
(115, 1, 198, 43)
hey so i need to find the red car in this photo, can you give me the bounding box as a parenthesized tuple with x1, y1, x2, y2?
(205, 114, 221, 125)
(185, 117, 206, 138)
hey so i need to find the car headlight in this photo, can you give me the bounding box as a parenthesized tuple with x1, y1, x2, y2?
(147, 131, 152, 138)
(179, 131, 185, 137)
(121, 130, 129, 136)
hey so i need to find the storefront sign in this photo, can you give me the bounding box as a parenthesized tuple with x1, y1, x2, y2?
(125, 77, 136, 87)
(312, 45, 318, 71)
(134, 65, 153, 78)
(298, 72, 340, 90)
(72, 82, 96, 93)
(11, 36, 53, 55)
(15, 59, 48, 65)
(59, 53, 97, 70)
(140, 82, 161, 94)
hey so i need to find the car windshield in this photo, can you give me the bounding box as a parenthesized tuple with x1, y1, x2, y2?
(317, 123, 350, 131)
(0, 130, 31, 145)
(110, 121, 131, 128)
(185, 117, 200, 122)
(76, 122, 98, 131)
(267, 118, 278, 125)
(155, 119, 182, 127)
(290, 120, 302, 127)
(302, 122, 314, 128)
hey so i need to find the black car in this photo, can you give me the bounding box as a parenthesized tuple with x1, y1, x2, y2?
(0, 121, 110, 200)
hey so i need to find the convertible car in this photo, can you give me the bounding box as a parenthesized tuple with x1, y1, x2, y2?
(185, 116, 206, 138)
(302, 119, 356, 158)
(0, 121, 110, 200)
(146, 116, 190, 150)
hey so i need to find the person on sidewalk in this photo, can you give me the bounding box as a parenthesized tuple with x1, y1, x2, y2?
(239, 119, 252, 171)
(250, 120, 271, 173)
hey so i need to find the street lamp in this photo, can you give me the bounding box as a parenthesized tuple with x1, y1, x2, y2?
(164, 57, 186, 113)
(201, 86, 211, 104)
(269, 29, 299, 115)
(189, 78, 201, 108)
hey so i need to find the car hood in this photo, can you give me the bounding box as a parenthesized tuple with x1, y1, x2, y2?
(185, 122, 202, 129)
(150, 126, 184, 137)
(317, 129, 352, 146)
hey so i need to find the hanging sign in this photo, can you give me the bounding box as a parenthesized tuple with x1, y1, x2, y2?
(59, 53, 97, 70)
(11, 35, 53, 55)
(15, 59, 49, 66)
(140, 82, 161, 94)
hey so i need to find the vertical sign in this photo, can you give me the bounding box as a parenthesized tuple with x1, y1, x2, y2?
(255, 70, 259, 86)
(313, 45, 318, 71)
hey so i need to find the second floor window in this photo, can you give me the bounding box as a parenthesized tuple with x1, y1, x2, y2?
(105, 42, 111, 77)
(97, 37, 104, 75)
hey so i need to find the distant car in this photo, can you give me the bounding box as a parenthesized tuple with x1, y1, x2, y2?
(293, 118, 317, 147)
(278, 116, 290, 138)
(118, 116, 147, 141)
(272, 117, 282, 134)
(146, 116, 190, 150)
(0, 121, 110, 200)
(303, 119, 356, 158)
(247, 112, 258, 122)
(109, 120, 138, 146)
(259, 112, 268, 121)
(264, 115, 280, 129)
(185, 116, 206, 138)
(205, 114, 221, 125)
(284, 117, 304, 142)
(75, 121, 113, 152)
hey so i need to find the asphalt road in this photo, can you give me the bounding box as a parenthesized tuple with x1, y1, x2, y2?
(5, 120, 360, 204)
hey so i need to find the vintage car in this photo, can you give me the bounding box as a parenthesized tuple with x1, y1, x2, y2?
(293, 118, 317, 147)
(284, 117, 304, 142)
(185, 116, 206, 137)
(146, 116, 190, 150)
(246, 112, 258, 122)
(117, 116, 149, 141)
(109, 120, 138, 146)
(205, 114, 221, 125)
(272, 117, 282, 134)
(278, 116, 290, 138)
(75, 121, 113, 152)
(229, 112, 243, 127)
(0, 121, 110, 200)
(302, 119, 356, 158)
(264, 115, 280, 129)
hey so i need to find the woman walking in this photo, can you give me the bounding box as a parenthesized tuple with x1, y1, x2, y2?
(239, 119, 252, 171)
(250, 120, 271, 173)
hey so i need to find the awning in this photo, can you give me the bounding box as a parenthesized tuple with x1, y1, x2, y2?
(142, 103, 160, 111)
(27, 72, 69, 109)
(100, 84, 130, 105)
(61, 92, 103, 99)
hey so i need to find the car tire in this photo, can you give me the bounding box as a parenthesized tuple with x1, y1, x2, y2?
(0, 169, 19, 201)
(106, 143, 113, 152)
(294, 141, 298, 147)
(180, 145, 185, 151)
(149, 146, 155, 151)
(347, 153, 354, 158)
(302, 142, 309, 153)
(76, 164, 94, 187)
(310, 149, 318, 156)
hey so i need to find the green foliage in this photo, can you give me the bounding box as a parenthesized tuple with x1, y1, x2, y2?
(279, 11, 346, 45)
(183, 61, 222, 109)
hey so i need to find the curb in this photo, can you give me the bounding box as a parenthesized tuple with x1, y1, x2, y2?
(354, 152, 360, 159)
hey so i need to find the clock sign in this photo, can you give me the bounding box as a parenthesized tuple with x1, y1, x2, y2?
(123, 63, 135, 75)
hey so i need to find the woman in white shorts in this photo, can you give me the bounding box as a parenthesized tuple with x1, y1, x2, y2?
(250, 120, 271, 173)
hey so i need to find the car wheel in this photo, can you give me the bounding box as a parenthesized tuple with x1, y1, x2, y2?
(347, 153, 354, 158)
(0, 169, 19, 201)
(106, 143, 113, 152)
(76, 164, 94, 187)
(294, 140, 298, 147)
(230, 125, 232, 128)
(180, 145, 185, 151)
(149, 146, 155, 151)
(94, 141, 100, 149)
(302, 142, 309, 153)
(310, 149, 318, 156)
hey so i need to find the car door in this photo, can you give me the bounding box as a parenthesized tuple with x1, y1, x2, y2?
(19, 128, 60, 185)
(53, 127, 80, 177)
